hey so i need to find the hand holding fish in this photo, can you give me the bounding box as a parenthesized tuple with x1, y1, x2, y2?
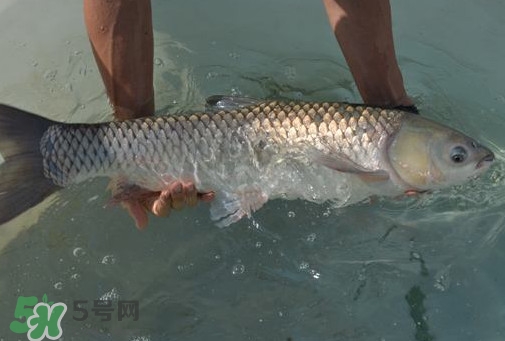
(83, 0, 215, 228)
(110, 180, 215, 230)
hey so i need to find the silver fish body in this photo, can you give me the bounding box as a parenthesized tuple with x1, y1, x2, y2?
(0, 99, 494, 226)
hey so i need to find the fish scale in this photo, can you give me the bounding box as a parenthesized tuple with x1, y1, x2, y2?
(39, 101, 402, 189)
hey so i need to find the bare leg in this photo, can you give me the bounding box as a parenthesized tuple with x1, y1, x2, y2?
(85, 0, 214, 228)
(322, 0, 413, 108)
(83, 0, 154, 119)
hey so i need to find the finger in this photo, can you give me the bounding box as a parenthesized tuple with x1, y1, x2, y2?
(151, 191, 172, 217)
(133, 188, 174, 218)
(183, 182, 198, 207)
(122, 201, 149, 230)
(169, 182, 186, 210)
(198, 191, 215, 202)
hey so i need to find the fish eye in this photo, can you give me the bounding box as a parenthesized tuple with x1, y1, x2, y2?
(450, 146, 468, 163)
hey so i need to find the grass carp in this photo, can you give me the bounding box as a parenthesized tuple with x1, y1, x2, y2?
(0, 96, 494, 227)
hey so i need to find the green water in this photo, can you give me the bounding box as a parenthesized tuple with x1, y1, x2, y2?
(1, 0, 505, 340)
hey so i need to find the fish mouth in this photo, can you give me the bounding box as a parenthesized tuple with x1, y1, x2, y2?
(476, 152, 495, 169)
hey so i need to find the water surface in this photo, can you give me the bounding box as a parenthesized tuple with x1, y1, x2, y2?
(1, 0, 505, 340)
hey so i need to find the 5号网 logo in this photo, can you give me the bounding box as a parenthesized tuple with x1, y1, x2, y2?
(10, 294, 140, 341)
(9, 294, 66, 341)
(73, 299, 139, 322)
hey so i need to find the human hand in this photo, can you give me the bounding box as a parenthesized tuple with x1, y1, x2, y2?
(110, 181, 215, 230)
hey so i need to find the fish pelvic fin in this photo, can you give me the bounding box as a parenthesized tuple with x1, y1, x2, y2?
(0, 104, 60, 225)
(210, 185, 268, 227)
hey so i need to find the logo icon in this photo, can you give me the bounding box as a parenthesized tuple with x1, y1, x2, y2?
(10, 294, 67, 341)
(10, 294, 139, 340)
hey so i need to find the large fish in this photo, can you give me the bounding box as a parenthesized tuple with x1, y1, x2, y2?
(0, 96, 494, 226)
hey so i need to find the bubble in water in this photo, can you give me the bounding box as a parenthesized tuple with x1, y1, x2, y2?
(64, 83, 73, 92)
(100, 287, 120, 301)
(206, 71, 218, 79)
(43, 69, 57, 81)
(101, 255, 117, 265)
(284, 66, 296, 80)
(249, 219, 261, 230)
(434, 266, 452, 292)
(176, 263, 194, 272)
(79, 65, 87, 76)
(228, 52, 240, 59)
(287, 211, 296, 218)
(434, 279, 447, 292)
(231, 87, 242, 96)
(232, 262, 245, 275)
(410, 252, 421, 260)
(87, 195, 99, 203)
(53, 282, 63, 290)
(255, 241, 263, 248)
(310, 269, 321, 279)
(154, 57, 164, 66)
(299, 261, 309, 270)
(306, 233, 316, 243)
(73, 247, 86, 257)
(293, 91, 303, 99)
(129, 337, 151, 341)
(70, 273, 80, 280)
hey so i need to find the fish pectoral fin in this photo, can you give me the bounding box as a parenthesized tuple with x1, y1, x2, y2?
(312, 151, 390, 182)
(210, 186, 268, 227)
(205, 95, 262, 111)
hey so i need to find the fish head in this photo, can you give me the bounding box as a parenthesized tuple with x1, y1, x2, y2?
(387, 114, 494, 191)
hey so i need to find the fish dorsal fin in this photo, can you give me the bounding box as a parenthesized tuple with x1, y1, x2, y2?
(210, 185, 268, 227)
(205, 95, 262, 111)
(311, 150, 389, 183)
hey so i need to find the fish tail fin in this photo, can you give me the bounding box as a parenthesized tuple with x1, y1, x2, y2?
(0, 104, 60, 224)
